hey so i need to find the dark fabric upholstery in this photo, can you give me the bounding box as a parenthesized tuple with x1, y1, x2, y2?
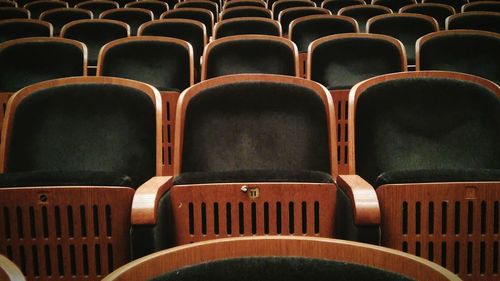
(273, 0, 315, 20)
(0, 20, 51, 43)
(149, 257, 414, 281)
(5, 83, 157, 188)
(339, 6, 390, 32)
(161, 9, 213, 36)
(368, 15, 436, 65)
(76, 1, 118, 17)
(354, 77, 500, 186)
(401, 4, 454, 30)
(419, 33, 500, 84)
(224, 0, 266, 9)
(290, 16, 357, 52)
(372, 0, 415, 12)
(41, 9, 92, 36)
(0, 40, 84, 92)
(447, 13, 500, 33)
(205, 39, 296, 78)
(101, 39, 191, 92)
(424, 0, 467, 12)
(127, 2, 168, 19)
(463, 2, 500, 12)
(174, 169, 333, 184)
(279, 8, 329, 34)
(180, 81, 331, 177)
(0, 1, 17, 7)
(114, 0, 135, 7)
(26, 1, 67, 18)
(215, 19, 280, 39)
(310, 37, 403, 89)
(63, 21, 128, 65)
(375, 169, 500, 187)
(221, 7, 271, 20)
(322, 0, 365, 14)
(101, 9, 153, 35)
(0, 170, 133, 187)
(0, 7, 30, 20)
(176, 2, 218, 21)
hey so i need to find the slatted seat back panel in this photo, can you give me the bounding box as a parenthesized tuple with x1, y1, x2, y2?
(160, 92, 179, 176)
(331, 89, 349, 175)
(169, 183, 336, 245)
(0, 187, 134, 281)
(377, 182, 500, 281)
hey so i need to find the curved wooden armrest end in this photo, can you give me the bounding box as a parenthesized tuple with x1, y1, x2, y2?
(131, 176, 173, 225)
(337, 175, 380, 225)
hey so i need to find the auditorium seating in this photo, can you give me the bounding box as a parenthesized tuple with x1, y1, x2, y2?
(0, 255, 25, 281)
(220, 6, 272, 20)
(446, 11, 500, 33)
(75, 0, 119, 17)
(423, 0, 466, 12)
(100, 7, 153, 35)
(103, 237, 460, 281)
(0, 76, 163, 280)
(125, 0, 169, 19)
(417, 30, 500, 84)
(0, 19, 52, 43)
(61, 19, 129, 73)
(0, 0, 17, 7)
(372, 0, 416, 13)
(462, 0, 500, 12)
(321, 0, 365, 15)
(175, 0, 219, 22)
(337, 70, 500, 281)
(367, 13, 438, 66)
(0, 7, 30, 20)
(223, 0, 266, 9)
(272, 0, 315, 20)
(307, 33, 406, 175)
(399, 3, 454, 30)
(24, 0, 68, 18)
(278, 6, 330, 34)
(213, 17, 281, 39)
(202, 35, 299, 79)
(97, 36, 194, 175)
(39, 7, 92, 35)
(129, 74, 339, 258)
(338, 5, 392, 32)
(161, 8, 214, 36)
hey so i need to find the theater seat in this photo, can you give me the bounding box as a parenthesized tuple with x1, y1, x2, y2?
(100, 7, 153, 35)
(214, 17, 281, 39)
(39, 7, 92, 35)
(399, 3, 455, 30)
(0, 19, 52, 43)
(75, 0, 119, 17)
(446, 11, 500, 33)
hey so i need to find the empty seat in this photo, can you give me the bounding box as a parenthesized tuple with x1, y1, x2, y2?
(338, 5, 392, 32)
(0, 0, 17, 7)
(39, 7, 92, 35)
(24, 0, 68, 18)
(272, 0, 316, 20)
(0, 7, 30, 19)
(202, 35, 299, 79)
(100, 7, 153, 35)
(61, 19, 129, 69)
(0, 76, 163, 280)
(125, 0, 169, 19)
(104, 237, 460, 281)
(278, 7, 330, 34)
(175, 0, 218, 21)
(462, 0, 500, 12)
(446, 11, 500, 33)
(160, 8, 214, 36)
(214, 17, 281, 39)
(372, 0, 416, 12)
(128, 74, 338, 257)
(138, 18, 206, 82)
(367, 13, 438, 66)
(307, 33, 406, 174)
(321, 0, 365, 14)
(289, 14, 358, 78)
(417, 30, 500, 84)
(75, 0, 119, 17)
(422, 0, 465, 13)
(0, 255, 25, 281)
(337, 70, 500, 280)
(220, 6, 272, 20)
(160, 0, 179, 9)
(399, 3, 454, 30)
(0, 19, 52, 43)
(97, 36, 193, 175)
(223, 0, 266, 9)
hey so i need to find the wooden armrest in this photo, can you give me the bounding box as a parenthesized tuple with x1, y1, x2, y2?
(131, 176, 173, 225)
(337, 175, 381, 226)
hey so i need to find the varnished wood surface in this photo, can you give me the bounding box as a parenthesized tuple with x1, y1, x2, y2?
(131, 176, 173, 225)
(103, 236, 461, 281)
(337, 174, 381, 225)
(173, 74, 337, 178)
(0, 255, 25, 281)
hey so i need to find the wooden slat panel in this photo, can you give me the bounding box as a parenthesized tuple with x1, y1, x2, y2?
(160, 91, 180, 176)
(330, 89, 349, 175)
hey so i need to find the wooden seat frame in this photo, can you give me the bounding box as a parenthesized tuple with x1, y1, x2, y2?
(213, 17, 282, 39)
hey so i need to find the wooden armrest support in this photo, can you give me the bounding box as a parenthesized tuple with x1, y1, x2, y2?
(131, 176, 173, 225)
(337, 175, 381, 226)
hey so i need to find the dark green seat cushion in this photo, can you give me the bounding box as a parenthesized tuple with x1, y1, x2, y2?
(375, 169, 500, 187)
(0, 170, 133, 187)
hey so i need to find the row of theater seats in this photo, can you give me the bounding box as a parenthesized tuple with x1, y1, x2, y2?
(0, 0, 499, 36)
(0, 28, 498, 175)
(0, 70, 498, 281)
